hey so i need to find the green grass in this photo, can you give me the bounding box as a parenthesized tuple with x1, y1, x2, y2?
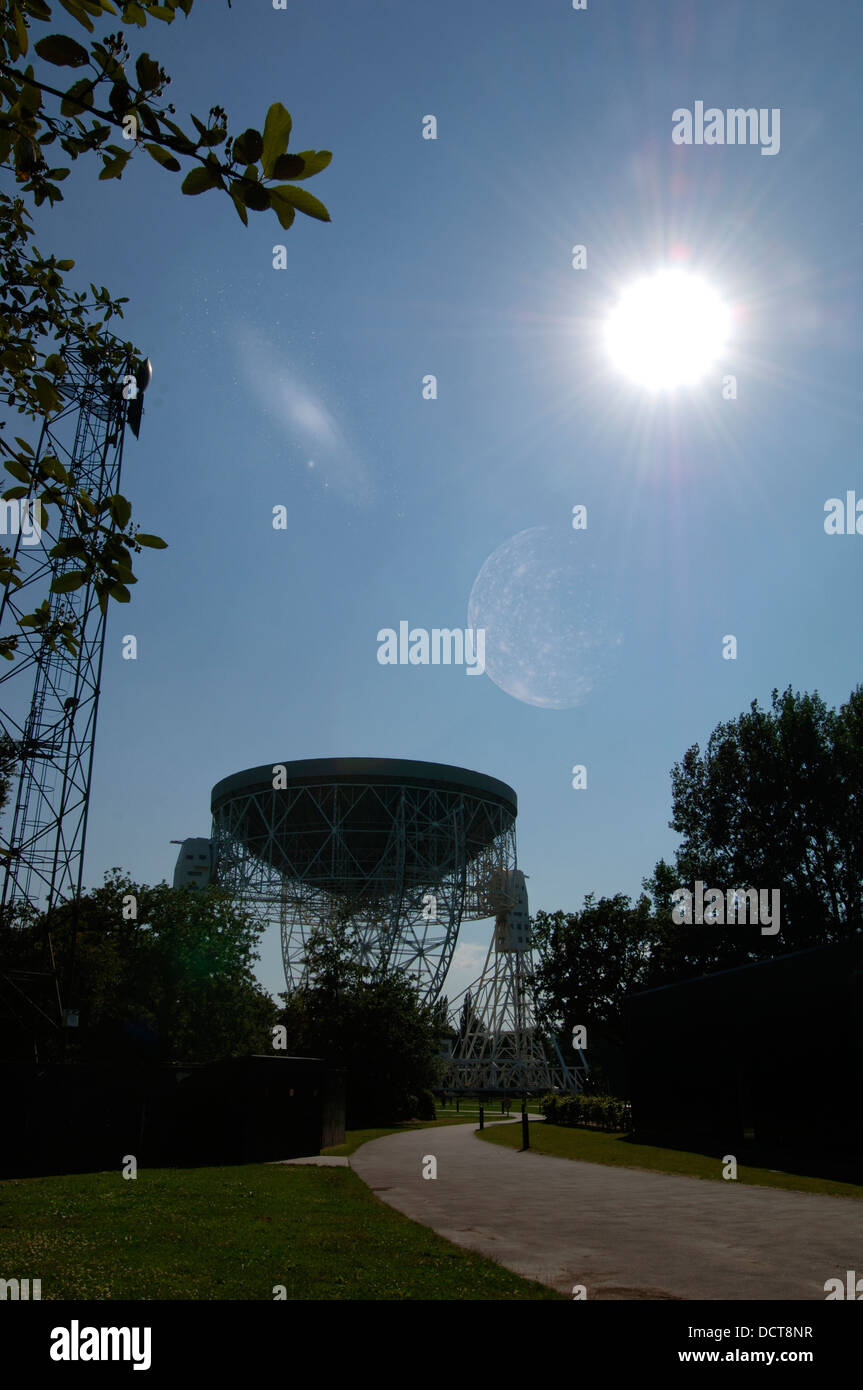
(0, 1163, 561, 1300)
(476, 1122, 863, 1200)
(323, 1115, 502, 1156)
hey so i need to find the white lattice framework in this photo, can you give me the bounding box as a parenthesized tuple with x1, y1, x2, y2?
(210, 760, 518, 1006)
(442, 870, 586, 1094)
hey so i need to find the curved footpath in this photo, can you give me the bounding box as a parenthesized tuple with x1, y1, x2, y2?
(348, 1120, 862, 1299)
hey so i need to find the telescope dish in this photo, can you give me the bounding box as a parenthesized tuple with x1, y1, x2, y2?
(211, 756, 519, 1003)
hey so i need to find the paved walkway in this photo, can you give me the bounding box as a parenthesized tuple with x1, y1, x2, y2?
(349, 1121, 863, 1299)
(277, 1155, 350, 1167)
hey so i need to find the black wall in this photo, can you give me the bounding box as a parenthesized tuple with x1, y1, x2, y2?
(0, 1054, 345, 1177)
(625, 938, 863, 1178)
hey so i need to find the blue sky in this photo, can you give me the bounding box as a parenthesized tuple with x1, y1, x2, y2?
(24, 0, 863, 1002)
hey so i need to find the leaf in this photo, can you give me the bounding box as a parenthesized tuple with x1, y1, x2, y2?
(159, 116, 196, 154)
(34, 33, 90, 66)
(99, 148, 131, 179)
(271, 153, 306, 180)
(232, 128, 263, 165)
(289, 149, 332, 180)
(4, 459, 32, 483)
(181, 165, 219, 195)
(135, 533, 168, 548)
(32, 375, 62, 414)
(106, 494, 132, 528)
(135, 51, 161, 90)
(2, 486, 30, 500)
(108, 80, 132, 118)
(237, 180, 270, 212)
(60, 77, 95, 116)
(19, 64, 42, 115)
(261, 102, 292, 177)
(144, 143, 181, 173)
(271, 200, 294, 231)
(13, 6, 29, 56)
(40, 455, 70, 483)
(51, 571, 87, 593)
(57, 0, 98, 32)
(50, 537, 88, 560)
(107, 581, 131, 602)
(229, 190, 248, 226)
(270, 184, 331, 223)
(56, 0, 94, 31)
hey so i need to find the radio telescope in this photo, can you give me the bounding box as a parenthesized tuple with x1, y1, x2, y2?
(210, 757, 518, 1003)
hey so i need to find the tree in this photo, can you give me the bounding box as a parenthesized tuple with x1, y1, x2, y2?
(456, 988, 483, 1042)
(0, 869, 279, 1060)
(531, 893, 657, 1053)
(0, 729, 16, 813)
(277, 923, 444, 1126)
(644, 684, 863, 985)
(1, 0, 331, 657)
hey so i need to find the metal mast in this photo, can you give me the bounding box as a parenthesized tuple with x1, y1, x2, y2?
(0, 343, 149, 1028)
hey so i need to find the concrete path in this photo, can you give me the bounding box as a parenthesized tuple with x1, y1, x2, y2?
(349, 1120, 863, 1300)
(276, 1155, 350, 1167)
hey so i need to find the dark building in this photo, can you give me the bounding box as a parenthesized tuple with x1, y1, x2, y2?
(625, 937, 863, 1180)
(0, 1054, 345, 1178)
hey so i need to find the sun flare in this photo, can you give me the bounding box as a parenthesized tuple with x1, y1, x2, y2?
(604, 269, 731, 390)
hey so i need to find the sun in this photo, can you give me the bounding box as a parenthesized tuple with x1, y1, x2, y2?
(604, 269, 731, 390)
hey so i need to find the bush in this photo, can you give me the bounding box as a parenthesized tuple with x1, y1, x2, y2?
(540, 1091, 631, 1132)
(411, 1088, 437, 1121)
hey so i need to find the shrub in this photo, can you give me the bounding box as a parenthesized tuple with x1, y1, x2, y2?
(541, 1091, 631, 1132)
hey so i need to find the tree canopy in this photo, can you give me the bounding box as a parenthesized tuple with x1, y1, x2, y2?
(0, 869, 279, 1061)
(645, 684, 863, 979)
(531, 893, 656, 1053)
(276, 921, 444, 1126)
(530, 684, 863, 1092)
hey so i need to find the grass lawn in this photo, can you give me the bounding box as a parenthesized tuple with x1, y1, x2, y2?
(0, 1163, 561, 1300)
(476, 1122, 863, 1200)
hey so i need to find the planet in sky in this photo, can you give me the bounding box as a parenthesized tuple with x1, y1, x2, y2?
(467, 525, 623, 710)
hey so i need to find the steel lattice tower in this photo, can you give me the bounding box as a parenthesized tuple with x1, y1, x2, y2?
(442, 870, 586, 1094)
(0, 344, 149, 1024)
